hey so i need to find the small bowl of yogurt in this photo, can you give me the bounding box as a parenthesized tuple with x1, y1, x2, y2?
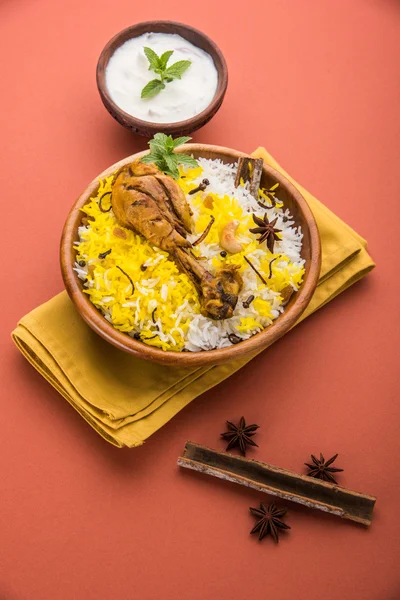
(96, 21, 228, 137)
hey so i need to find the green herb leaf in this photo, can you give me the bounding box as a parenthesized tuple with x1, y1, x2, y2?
(141, 79, 165, 99)
(149, 133, 169, 149)
(148, 133, 170, 156)
(145, 146, 164, 160)
(164, 154, 180, 179)
(165, 136, 175, 153)
(141, 134, 199, 179)
(152, 133, 170, 145)
(176, 154, 199, 167)
(143, 47, 161, 71)
(173, 136, 192, 148)
(159, 50, 174, 70)
(141, 152, 160, 164)
(163, 60, 192, 80)
(141, 47, 192, 98)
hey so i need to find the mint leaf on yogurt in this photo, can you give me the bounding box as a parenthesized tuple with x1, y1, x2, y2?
(141, 48, 192, 99)
(141, 79, 165, 99)
(163, 60, 192, 80)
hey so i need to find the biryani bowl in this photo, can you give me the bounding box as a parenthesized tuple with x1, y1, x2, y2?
(60, 145, 321, 366)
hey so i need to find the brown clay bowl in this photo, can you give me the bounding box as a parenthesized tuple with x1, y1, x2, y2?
(96, 21, 228, 137)
(60, 144, 321, 366)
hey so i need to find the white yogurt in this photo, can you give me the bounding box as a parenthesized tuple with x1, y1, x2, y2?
(105, 32, 219, 124)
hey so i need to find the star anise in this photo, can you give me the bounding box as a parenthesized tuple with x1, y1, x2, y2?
(221, 416, 259, 455)
(304, 453, 344, 484)
(249, 213, 281, 253)
(250, 503, 291, 543)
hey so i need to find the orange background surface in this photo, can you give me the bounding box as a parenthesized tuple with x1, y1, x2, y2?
(1, 1, 399, 598)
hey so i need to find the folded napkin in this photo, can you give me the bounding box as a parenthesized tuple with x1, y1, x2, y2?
(12, 148, 375, 447)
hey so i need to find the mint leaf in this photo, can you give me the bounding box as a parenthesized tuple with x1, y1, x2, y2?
(159, 50, 174, 70)
(164, 135, 175, 152)
(176, 154, 198, 168)
(149, 133, 169, 155)
(143, 47, 160, 71)
(140, 47, 192, 99)
(164, 153, 178, 168)
(141, 79, 165, 99)
(146, 144, 164, 158)
(141, 134, 199, 178)
(141, 152, 160, 164)
(164, 60, 192, 80)
(152, 133, 170, 146)
(164, 154, 180, 179)
(173, 136, 192, 148)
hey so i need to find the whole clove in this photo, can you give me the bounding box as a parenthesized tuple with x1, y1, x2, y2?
(243, 294, 255, 309)
(98, 249, 112, 259)
(188, 178, 210, 195)
(133, 332, 141, 340)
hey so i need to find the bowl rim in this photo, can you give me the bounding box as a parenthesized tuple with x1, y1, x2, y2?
(96, 20, 229, 133)
(60, 144, 321, 366)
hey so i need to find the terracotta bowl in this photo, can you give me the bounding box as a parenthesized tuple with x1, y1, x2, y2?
(60, 144, 321, 366)
(96, 21, 228, 137)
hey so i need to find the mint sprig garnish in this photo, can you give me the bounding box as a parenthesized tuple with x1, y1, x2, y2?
(141, 47, 192, 99)
(141, 133, 198, 179)
(141, 79, 165, 98)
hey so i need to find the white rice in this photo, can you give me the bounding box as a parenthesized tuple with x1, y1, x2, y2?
(175, 158, 304, 351)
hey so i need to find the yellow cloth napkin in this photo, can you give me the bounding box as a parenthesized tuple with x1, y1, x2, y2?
(11, 148, 375, 447)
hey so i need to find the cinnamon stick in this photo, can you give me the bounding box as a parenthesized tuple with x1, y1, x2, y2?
(234, 157, 263, 199)
(178, 442, 376, 526)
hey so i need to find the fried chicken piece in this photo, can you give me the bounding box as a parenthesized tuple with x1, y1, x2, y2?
(114, 160, 192, 233)
(111, 160, 243, 320)
(114, 165, 188, 237)
(111, 184, 190, 252)
(154, 173, 193, 233)
(174, 248, 243, 320)
(126, 161, 158, 177)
